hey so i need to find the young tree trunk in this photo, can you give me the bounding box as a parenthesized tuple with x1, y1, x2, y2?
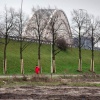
(38, 59, 42, 73)
(21, 59, 24, 74)
(20, 43, 24, 74)
(38, 47, 40, 67)
(78, 50, 82, 71)
(38, 58, 40, 67)
(90, 59, 94, 72)
(90, 28, 94, 72)
(52, 29, 56, 73)
(91, 53, 94, 72)
(78, 28, 82, 71)
(3, 42, 7, 74)
(52, 59, 56, 73)
(3, 59, 7, 74)
(51, 43, 53, 74)
(38, 35, 42, 73)
(52, 44, 56, 73)
(78, 58, 82, 71)
(52, 51, 56, 73)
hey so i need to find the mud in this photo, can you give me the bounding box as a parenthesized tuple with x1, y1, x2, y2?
(0, 86, 100, 100)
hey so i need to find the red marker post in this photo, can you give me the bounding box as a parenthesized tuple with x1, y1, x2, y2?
(35, 66, 40, 74)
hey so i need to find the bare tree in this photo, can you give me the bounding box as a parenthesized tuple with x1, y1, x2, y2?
(88, 15, 100, 72)
(24, 8, 71, 73)
(71, 9, 90, 72)
(48, 9, 71, 73)
(14, 0, 29, 74)
(0, 7, 16, 74)
(25, 7, 49, 73)
(56, 38, 68, 51)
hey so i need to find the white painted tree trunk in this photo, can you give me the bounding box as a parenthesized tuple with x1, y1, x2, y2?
(53, 60, 56, 73)
(38, 59, 42, 73)
(51, 63, 53, 74)
(78, 59, 82, 71)
(3, 59, 7, 74)
(90, 59, 94, 72)
(21, 59, 24, 74)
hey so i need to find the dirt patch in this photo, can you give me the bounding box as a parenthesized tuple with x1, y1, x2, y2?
(0, 74, 100, 99)
(0, 86, 100, 99)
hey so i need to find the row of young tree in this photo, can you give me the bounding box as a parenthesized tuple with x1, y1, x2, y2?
(0, 8, 25, 74)
(0, 5, 100, 74)
(72, 9, 100, 72)
(0, 2, 30, 74)
(0, 5, 69, 74)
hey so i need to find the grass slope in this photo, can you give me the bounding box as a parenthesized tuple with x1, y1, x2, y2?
(0, 39, 100, 75)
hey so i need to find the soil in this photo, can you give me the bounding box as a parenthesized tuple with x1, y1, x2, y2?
(0, 86, 100, 100)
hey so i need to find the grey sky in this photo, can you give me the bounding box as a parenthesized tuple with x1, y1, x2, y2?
(0, 0, 100, 23)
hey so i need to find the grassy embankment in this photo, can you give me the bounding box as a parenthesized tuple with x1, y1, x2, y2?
(0, 39, 100, 75)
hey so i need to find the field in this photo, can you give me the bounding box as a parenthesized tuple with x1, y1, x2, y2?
(0, 39, 100, 74)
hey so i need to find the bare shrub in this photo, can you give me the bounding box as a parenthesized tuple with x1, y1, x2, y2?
(56, 38, 68, 51)
(30, 75, 50, 82)
(21, 75, 27, 81)
(12, 75, 21, 82)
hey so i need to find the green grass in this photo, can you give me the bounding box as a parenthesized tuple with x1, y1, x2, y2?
(0, 39, 100, 75)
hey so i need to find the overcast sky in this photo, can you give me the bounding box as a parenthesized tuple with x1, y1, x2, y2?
(0, 0, 100, 24)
